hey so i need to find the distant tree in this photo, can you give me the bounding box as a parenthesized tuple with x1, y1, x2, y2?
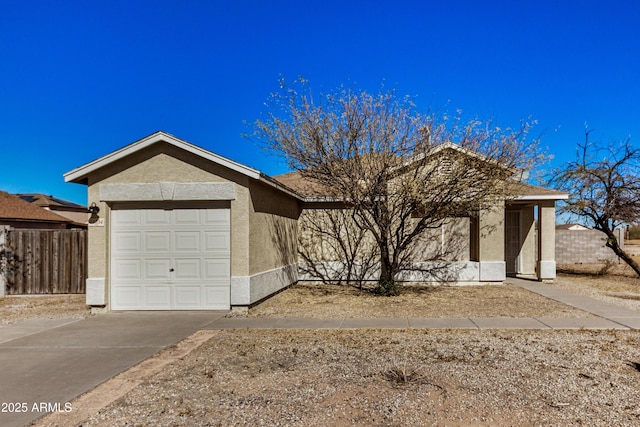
(252, 79, 542, 295)
(552, 130, 640, 277)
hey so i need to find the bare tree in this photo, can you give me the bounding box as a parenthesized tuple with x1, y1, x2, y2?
(552, 130, 640, 276)
(253, 79, 541, 295)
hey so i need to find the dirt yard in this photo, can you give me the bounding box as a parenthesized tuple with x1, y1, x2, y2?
(237, 282, 593, 318)
(27, 275, 640, 427)
(0, 294, 90, 325)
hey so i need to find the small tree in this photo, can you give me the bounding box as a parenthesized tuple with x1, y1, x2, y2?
(552, 130, 640, 277)
(253, 79, 541, 294)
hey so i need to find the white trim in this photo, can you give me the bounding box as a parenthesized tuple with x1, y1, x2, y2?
(537, 260, 556, 280)
(249, 264, 298, 304)
(514, 194, 568, 201)
(231, 264, 299, 306)
(230, 276, 251, 305)
(65, 131, 261, 183)
(86, 278, 106, 306)
(299, 261, 481, 282)
(479, 261, 506, 281)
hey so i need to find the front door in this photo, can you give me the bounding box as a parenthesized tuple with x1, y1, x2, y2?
(505, 210, 521, 275)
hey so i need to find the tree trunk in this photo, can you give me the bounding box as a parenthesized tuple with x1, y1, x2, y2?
(604, 230, 640, 278)
(376, 244, 399, 296)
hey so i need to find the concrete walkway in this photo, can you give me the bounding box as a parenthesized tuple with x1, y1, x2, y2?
(205, 278, 640, 331)
(0, 311, 227, 427)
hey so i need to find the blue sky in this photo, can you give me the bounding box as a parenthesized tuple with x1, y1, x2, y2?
(1, 0, 639, 205)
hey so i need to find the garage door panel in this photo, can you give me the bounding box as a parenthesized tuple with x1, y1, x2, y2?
(205, 287, 231, 309)
(113, 232, 141, 253)
(204, 259, 230, 279)
(144, 259, 171, 280)
(145, 286, 172, 308)
(173, 286, 202, 308)
(116, 210, 143, 225)
(175, 232, 200, 252)
(204, 209, 229, 225)
(174, 259, 201, 279)
(174, 209, 201, 224)
(111, 207, 230, 310)
(144, 209, 171, 225)
(144, 232, 171, 252)
(113, 259, 142, 280)
(112, 287, 142, 309)
(204, 232, 230, 252)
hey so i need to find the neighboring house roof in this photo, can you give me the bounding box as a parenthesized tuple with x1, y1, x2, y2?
(0, 191, 72, 224)
(16, 193, 89, 226)
(16, 193, 87, 211)
(64, 130, 300, 199)
(556, 223, 590, 231)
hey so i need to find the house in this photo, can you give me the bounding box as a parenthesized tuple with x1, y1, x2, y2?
(556, 223, 589, 231)
(17, 193, 89, 226)
(64, 131, 568, 311)
(0, 191, 76, 229)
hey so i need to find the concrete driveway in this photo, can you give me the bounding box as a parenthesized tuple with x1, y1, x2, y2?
(0, 311, 226, 427)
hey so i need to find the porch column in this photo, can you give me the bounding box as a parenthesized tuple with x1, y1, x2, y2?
(478, 201, 506, 281)
(537, 200, 557, 281)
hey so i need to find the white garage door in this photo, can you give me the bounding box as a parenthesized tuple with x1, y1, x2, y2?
(110, 205, 230, 310)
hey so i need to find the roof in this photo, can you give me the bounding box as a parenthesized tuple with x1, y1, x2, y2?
(272, 171, 330, 198)
(507, 182, 569, 201)
(64, 131, 301, 199)
(16, 193, 87, 210)
(556, 223, 589, 230)
(274, 171, 568, 201)
(0, 191, 73, 223)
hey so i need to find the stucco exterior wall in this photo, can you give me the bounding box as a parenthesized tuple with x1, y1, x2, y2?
(478, 201, 506, 281)
(297, 203, 477, 283)
(248, 181, 301, 275)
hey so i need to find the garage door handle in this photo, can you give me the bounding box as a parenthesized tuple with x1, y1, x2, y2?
(169, 268, 175, 272)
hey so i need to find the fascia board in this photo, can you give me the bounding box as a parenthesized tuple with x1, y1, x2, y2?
(64, 131, 262, 183)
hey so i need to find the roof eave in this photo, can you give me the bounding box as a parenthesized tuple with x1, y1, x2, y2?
(513, 194, 569, 201)
(64, 131, 263, 184)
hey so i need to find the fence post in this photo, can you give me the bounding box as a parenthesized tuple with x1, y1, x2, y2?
(0, 226, 8, 298)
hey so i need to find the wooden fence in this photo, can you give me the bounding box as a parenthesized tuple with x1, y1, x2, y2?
(1, 228, 87, 294)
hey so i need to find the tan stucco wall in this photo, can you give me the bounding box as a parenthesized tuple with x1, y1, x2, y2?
(538, 201, 556, 262)
(297, 207, 472, 264)
(478, 201, 505, 261)
(248, 180, 301, 275)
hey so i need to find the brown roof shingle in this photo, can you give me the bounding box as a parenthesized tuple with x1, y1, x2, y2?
(0, 191, 72, 223)
(274, 171, 568, 200)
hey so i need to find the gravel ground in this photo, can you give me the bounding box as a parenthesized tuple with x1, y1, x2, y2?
(82, 329, 640, 427)
(236, 282, 593, 318)
(0, 294, 90, 325)
(556, 266, 640, 312)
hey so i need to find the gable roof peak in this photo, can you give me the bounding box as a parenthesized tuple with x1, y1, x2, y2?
(64, 131, 263, 184)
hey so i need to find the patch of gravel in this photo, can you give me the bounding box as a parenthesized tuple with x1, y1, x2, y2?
(555, 269, 640, 312)
(0, 294, 90, 325)
(234, 282, 593, 318)
(79, 329, 640, 427)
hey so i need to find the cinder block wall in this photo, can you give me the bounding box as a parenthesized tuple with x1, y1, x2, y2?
(555, 229, 623, 264)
